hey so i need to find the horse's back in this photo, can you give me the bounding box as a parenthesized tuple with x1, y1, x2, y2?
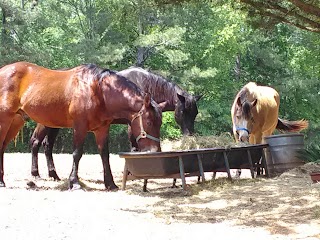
(118, 67, 178, 109)
(0, 62, 80, 127)
(118, 67, 150, 88)
(255, 85, 279, 109)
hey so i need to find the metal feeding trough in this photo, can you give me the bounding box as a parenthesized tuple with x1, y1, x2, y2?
(119, 144, 269, 191)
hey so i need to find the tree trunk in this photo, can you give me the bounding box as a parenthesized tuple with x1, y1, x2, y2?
(136, 3, 146, 67)
(234, 54, 241, 81)
(1, 6, 7, 41)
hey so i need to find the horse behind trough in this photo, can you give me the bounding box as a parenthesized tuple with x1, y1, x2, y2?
(0, 62, 163, 190)
(118, 67, 202, 136)
(231, 82, 308, 144)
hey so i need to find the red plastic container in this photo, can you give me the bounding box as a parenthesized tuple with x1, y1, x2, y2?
(310, 172, 320, 183)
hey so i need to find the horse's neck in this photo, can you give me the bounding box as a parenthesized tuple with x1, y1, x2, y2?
(158, 85, 184, 112)
(119, 68, 186, 111)
(111, 98, 144, 122)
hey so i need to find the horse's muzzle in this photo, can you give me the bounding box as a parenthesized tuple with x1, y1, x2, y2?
(140, 145, 161, 152)
(239, 135, 249, 142)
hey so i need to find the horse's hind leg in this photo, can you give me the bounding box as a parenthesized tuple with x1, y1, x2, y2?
(43, 127, 60, 180)
(30, 124, 48, 178)
(0, 114, 25, 187)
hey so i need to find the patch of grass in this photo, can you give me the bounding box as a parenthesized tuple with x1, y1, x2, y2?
(54, 178, 88, 191)
(298, 143, 320, 163)
(313, 205, 320, 219)
(189, 177, 261, 195)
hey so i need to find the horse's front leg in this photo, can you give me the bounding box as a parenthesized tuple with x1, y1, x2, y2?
(43, 128, 60, 180)
(94, 125, 118, 191)
(128, 125, 139, 151)
(0, 149, 5, 187)
(68, 127, 87, 190)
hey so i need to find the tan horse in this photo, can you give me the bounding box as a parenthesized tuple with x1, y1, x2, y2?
(231, 82, 308, 144)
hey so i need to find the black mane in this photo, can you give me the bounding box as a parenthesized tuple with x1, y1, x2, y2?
(80, 64, 161, 115)
(81, 64, 116, 84)
(118, 67, 188, 107)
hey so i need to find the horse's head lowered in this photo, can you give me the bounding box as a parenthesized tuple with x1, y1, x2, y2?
(233, 97, 257, 142)
(81, 65, 163, 153)
(175, 93, 202, 135)
(130, 93, 164, 152)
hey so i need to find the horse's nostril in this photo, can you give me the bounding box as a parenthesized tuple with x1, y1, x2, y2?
(240, 135, 249, 142)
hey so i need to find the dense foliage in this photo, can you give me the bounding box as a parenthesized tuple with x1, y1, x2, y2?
(1, 0, 319, 153)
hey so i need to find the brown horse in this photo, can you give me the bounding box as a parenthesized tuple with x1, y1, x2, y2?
(29, 66, 201, 181)
(231, 82, 308, 144)
(0, 62, 163, 190)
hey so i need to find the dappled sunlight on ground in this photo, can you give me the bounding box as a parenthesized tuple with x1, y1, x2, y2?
(1, 153, 320, 239)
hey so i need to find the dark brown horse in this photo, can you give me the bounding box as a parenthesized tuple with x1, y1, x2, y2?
(29, 66, 201, 181)
(118, 67, 202, 135)
(0, 62, 163, 190)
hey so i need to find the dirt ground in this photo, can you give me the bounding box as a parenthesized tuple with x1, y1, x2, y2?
(1, 152, 320, 240)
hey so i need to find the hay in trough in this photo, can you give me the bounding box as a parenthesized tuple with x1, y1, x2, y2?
(162, 132, 248, 151)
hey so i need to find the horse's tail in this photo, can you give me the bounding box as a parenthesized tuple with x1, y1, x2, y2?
(276, 118, 309, 132)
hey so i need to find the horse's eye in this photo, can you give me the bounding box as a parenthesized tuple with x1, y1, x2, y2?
(146, 121, 152, 126)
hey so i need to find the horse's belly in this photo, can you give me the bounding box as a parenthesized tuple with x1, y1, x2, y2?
(19, 84, 74, 127)
(22, 104, 72, 128)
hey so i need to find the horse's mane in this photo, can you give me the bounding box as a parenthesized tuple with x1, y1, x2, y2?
(80, 64, 142, 93)
(80, 64, 161, 117)
(119, 67, 188, 106)
(81, 64, 116, 84)
(236, 82, 258, 120)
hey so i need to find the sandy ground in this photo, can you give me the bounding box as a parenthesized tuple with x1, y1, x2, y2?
(1, 152, 320, 240)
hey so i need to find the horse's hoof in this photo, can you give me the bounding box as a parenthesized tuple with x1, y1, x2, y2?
(31, 171, 40, 178)
(0, 182, 5, 187)
(107, 184, 119, 191)
(108, 187, 119, 192)
(69, 183, 82, 191)
(49, 171, 61, 181)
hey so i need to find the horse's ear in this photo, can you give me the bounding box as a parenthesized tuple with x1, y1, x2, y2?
(236, 97, 242, 107)
(177, 93, 186, 104)
(195, 94, 203, 101)
(251, 99, 257, 108)
(158, 101, 168, 111)
(144, 93, 151, 107)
